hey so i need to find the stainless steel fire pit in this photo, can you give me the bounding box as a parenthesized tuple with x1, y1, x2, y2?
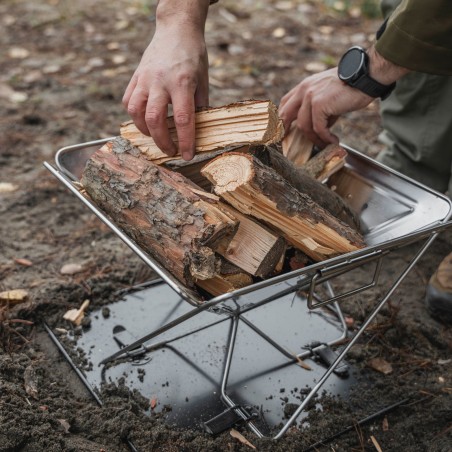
(44, 139, 452, 440)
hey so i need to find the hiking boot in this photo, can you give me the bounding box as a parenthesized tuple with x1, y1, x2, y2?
(425, 252, 452, 324)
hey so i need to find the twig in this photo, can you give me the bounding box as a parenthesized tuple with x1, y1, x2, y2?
(370, 435, 383, 452)
(303, 397, 411, 451)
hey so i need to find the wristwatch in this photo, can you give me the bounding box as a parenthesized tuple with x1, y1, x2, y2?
(338, 46, 395, 100)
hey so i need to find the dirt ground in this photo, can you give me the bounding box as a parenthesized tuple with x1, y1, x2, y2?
(1, 0, 451, 451)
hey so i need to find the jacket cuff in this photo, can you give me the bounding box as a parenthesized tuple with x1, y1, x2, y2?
(375, 22, 452, 76)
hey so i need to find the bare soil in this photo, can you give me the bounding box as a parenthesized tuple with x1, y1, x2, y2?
(1, 1, 451, 451)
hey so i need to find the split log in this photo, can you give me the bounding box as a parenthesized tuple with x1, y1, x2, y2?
(81, 139, 238, 288)
(120, 100, 284, 165)
(196, 259, 253, 296)
(250, 145, 360, 231)
(201, 153, 366, 262)
(165, 145, 250, 191)
(215, 207, 286, 278)
(281, 124, 314, 166)
(302, 145, 347, 181)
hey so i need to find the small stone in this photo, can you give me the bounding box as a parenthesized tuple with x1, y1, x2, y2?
(101, 307, 110, 318)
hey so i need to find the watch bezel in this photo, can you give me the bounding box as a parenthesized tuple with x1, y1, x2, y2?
(338, 46, 367, 83)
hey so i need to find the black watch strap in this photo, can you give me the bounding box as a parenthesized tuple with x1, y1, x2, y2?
(352, 74, 396, 100)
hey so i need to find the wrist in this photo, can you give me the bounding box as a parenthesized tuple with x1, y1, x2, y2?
(367, 45, 410, 85)
(156, 0, 210, 32)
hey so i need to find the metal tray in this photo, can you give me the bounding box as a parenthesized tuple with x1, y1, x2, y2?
(44, 138, 452, 307)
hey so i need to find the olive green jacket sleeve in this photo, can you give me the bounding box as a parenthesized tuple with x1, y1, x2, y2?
(375, 0, 452, 76)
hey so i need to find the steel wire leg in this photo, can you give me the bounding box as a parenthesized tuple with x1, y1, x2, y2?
(273, 233, 439, 439)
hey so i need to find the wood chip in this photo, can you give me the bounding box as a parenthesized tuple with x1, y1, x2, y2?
(370, 435, 383, 452)
(382, 416, 389, 431)
(60, 263, 84, 275)
(0, 289, 29, 304)
(63, 299, 90, 326)
(368, 357, 393, 375)
(230, 429, 256, 449)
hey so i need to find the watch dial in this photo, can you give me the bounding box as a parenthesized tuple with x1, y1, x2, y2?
(340, 48, 363, 80)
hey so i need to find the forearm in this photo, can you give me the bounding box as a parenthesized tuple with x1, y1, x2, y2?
(156, 0, 210, 33)
(367, 45, 410, 85)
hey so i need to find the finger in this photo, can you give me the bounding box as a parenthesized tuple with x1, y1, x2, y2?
(296, 92, 327, 148)
(122, 73, 138, 108)
(126, 86, 150, 136)
(279, 95, 302, 135)
(311, 104, 340, 145)
(279, 85, 297, 108)
(172, 90, 196, 161)
(145, 94, 177, 156)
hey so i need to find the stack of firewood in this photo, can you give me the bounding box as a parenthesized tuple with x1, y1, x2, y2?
(81, 100, 365, 298)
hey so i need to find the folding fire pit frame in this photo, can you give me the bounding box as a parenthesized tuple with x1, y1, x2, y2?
(44, 139, 452, 440)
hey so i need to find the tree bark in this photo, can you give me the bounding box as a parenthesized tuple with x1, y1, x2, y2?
(196, 258, 253, 296)
(81, 139, 238, 288)
(250, 145, 361, 231)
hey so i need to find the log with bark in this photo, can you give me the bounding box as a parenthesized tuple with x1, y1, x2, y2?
(250, 145, 360, 231)
(201, 152, 366, 262)
(81, 139, 239, 288)
(302, 145, 348, 182)
(120, 100, 284, 164)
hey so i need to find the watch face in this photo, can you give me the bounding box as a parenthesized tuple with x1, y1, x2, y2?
(339, 47, 365, 82)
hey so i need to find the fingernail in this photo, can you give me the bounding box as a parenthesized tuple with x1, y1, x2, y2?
(182, 151, 192, 161)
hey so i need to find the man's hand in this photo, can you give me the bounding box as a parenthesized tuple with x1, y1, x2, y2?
(279, 46, 410, 148)
(122, 0, 210, 161)
(279, 68, 374, 148)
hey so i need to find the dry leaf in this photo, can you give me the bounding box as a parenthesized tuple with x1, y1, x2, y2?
(150, 398, 157, 409)
(0, 182, 19, 193)
(58, 419, 71, 434)
(107, 42, 120, 50)
(60, 263, 83, 275)
(275, 1, 294, 11)
(382, 416, 389, 431)
(230, 429, 256, 450)
(14, 258, 33, 267)
(112, 54, 126, 65)
(8, 47, 30, 59)
(305, 61, 328, 73)
(368, 357, 393, 375)
(272, 27, 286, 38)
(0, 289, 29, 304)
(63, 299, 90, 326)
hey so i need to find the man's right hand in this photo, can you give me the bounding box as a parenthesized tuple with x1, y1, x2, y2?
(122, 0, 210, 161)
